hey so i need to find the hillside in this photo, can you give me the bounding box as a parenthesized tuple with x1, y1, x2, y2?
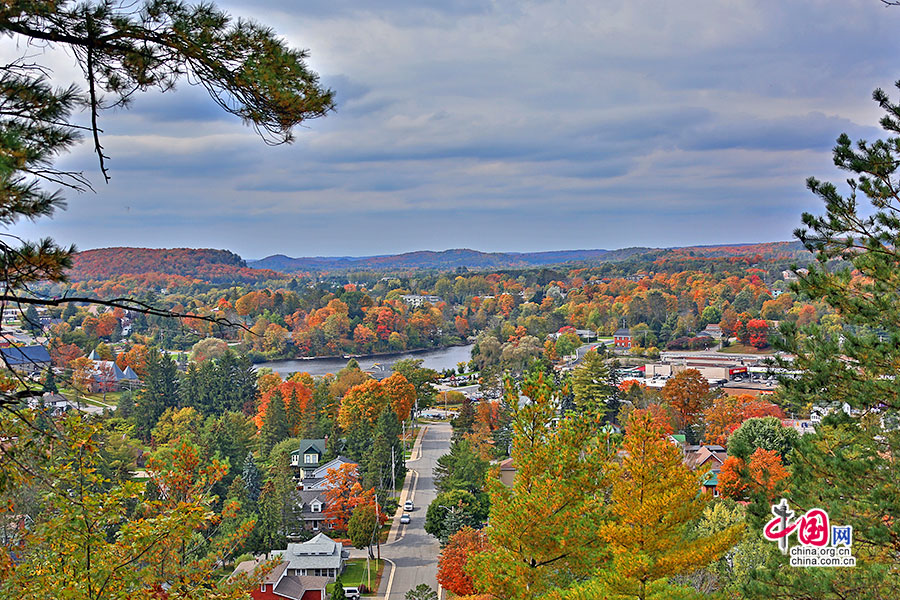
(68, 247, 283, 283)
(249, 242, 808, 273)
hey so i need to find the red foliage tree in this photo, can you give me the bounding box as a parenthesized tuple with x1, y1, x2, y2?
(437, 527, 489, 596)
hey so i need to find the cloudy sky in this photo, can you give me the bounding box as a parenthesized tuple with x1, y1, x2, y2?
(9, 0, 900, 259)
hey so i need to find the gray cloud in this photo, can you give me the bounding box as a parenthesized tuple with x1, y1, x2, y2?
(9, 0, 900, 258)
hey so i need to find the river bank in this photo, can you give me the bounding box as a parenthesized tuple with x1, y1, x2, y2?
(256, 343, 475, 377)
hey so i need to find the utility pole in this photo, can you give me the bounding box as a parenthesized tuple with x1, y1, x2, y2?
(391, 445, 396, 498)
(375, 492, 381, 561)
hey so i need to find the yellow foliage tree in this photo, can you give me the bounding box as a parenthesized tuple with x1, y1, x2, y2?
(572, 410, 744, 600)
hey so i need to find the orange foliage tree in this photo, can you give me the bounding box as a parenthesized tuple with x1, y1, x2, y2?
(380, 373, 415, 421)
(718, 448, 789, 502)
(255, 380, 313, 430)
(437, 527, 489, 597)
(660, 368, 711, 429)
(322, 464, 374, 531)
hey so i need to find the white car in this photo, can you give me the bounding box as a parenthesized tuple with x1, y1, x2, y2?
(404, 500, 414, 511)
(343, 587, 361, 600)
(399, 513, 411, 524)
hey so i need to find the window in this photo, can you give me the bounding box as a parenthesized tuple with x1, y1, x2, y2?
(304, 453, 317, 464)
(311, 501, 321, 513)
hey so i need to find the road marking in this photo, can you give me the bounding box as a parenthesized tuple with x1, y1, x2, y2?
(381, 557, 397, 600)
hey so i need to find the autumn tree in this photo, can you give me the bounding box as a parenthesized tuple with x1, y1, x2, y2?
(0, 416, 254, 600)
(437, 527, 489, 597)
(660, 368, 711, 432)
(562, 410, 743, 600)
(467, 372, 611, 599)
(322, 464, 373, 532)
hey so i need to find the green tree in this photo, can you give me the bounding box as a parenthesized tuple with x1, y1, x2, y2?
(392, 358, 438, 409)
(347, 503, 378, 559)
(259, 389, 290, 457)
(433, 438, 488, 495)
(746, 81, 900, 599)
(571, 349, 611, 418)
(133, 348, 178, 440)
(243, 451, 262, 504)
(331, 575, 347, 600)
(727, 416, 798, 463)
(424, 488, 488, 543)
(404, 584, 438, 600)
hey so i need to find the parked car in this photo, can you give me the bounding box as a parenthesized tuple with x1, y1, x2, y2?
(404, 500, 414, 511)
(343, 587, 361, 600)
(400, 513, 411, 524)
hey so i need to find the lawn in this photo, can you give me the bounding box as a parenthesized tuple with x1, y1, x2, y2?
(326, 559, 384, 595)
(718, 343, 774, 355)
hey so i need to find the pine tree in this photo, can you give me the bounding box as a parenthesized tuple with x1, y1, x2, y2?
(133, 348, 178, 440)
(259, 389, 289, 457)
(242, 451, 262, 505)
(745, 81, 900, 599)
(571, 349, 611, 418)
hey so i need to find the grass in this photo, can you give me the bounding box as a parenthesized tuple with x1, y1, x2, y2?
(326, 559, 384, 595)
(718, 343, 774, 355)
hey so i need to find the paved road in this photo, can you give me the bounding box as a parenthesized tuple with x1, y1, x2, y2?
(378, 421, 452, 599)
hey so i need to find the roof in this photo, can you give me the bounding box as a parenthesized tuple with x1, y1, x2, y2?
(290, 439, 327, 457)
(122, 366, 139, 380)
(613, 328, 631, 336)
(231, 559, 288, 585)
(0, 345, 51, 366)
(498, 457, 515, 471)
(685, 446, 727, 471)
(274, 576, 330, 600)
(272, 533, 345, 572)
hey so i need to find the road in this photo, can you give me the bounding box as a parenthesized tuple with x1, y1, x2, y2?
(378, 421, 452, 599)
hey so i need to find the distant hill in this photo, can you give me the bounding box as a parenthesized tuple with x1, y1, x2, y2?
(69, 247, 283, 283)
(249, 242, 808, 272)
(249, 247, 653, 272)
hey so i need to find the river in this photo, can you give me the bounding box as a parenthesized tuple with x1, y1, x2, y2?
(256, 344, 474, 377)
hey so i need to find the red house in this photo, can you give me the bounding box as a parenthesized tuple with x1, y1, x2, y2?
(232, 559, 329, 600)
(613, 328, 632, 349)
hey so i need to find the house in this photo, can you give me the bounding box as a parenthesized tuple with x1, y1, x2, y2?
(683, 445, 728, 497)
(85, 359, 140, 392)
(300, 456, 358, 491)
(231, 558, 328, 600)
(698, 324, 723, 341)
(271, 533, 348, 579)
(297, 490, 329, 531)
(613, 328, 632, 349)
(0, 345, 51, 373)
(399, 294, 442, 307)
(498, 457, 516, 487)
(290, 439, 327, 477)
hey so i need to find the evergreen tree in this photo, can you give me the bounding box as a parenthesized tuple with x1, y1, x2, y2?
(23, 305, 41, 334)
(259, 389, 290, 457)
(117, 391, 135, 420)
(242, 452, 262, 504)
(133, 348, 178, 440)
(331, 575, 347, 600)
(433, 439, 488, 495)
(571, 349, 611, 418)
(40, 367, 57, 393)
(747, 82, 900, 599)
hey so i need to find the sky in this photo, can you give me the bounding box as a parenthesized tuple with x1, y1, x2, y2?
(8, 0, 900, 259)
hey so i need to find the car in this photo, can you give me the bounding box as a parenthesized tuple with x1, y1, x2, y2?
(404, 500, 414, 511)
(343, 587, 361, 600)
(399, 513, 411, 524)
